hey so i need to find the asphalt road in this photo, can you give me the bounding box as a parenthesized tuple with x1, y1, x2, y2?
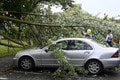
(1, 56, 120, 80)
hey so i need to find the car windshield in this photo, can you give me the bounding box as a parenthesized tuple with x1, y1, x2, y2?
(91, 40, 107, 48)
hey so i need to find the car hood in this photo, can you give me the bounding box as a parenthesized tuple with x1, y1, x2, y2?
(17, 48, 45, 55)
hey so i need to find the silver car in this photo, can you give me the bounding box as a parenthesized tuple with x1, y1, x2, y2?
(13, 38, 120, 74)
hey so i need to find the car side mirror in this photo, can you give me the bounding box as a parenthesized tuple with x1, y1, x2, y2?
(45, 48, 49, 52)
(44, 44, 57, 52)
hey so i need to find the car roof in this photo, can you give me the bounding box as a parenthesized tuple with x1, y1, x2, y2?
(54, 38, 92, 43)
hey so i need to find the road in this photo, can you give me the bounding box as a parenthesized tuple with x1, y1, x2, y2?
(0, 56, 120, 80)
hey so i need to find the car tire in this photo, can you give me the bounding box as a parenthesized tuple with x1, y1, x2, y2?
(19, 57, 34, 70)
(85, 60, 103, 75)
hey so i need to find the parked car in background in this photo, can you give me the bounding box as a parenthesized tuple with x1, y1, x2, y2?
(13, 38, 120, 74)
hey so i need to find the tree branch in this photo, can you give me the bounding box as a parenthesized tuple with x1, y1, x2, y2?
(0, 16, 80, 27)
(0, 42, 23, 48)
(0, 33, 30, 47)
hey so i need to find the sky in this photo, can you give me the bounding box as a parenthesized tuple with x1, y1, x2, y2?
(52, 0, 120, 18)
(74, 0, 120, 18)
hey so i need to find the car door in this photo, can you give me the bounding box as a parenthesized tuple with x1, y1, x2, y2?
(63, 40, 94, 66)
(40, 49, 58, 66)
(41, 40, 68, 66)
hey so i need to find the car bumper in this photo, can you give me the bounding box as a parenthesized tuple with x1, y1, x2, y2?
(101, 58, 120, 68)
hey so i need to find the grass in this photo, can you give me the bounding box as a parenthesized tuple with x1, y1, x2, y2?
(0, 40, 24, 57)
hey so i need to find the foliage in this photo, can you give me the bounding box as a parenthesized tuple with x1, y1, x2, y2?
(48, 44, 88, 78)
(0, 0, 74, 18)
(52, 5, 120, 46)
(1, 4, 120, 48)
(0, 0, 74, 47)
(0, 3, 120, 48)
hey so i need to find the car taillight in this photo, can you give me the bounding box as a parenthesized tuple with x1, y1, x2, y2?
(111, 51, 119, 58)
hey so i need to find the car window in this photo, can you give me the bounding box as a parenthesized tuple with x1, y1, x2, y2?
(56, 40, 68, 50)
(56, 40, 93, 50)
(67, 40, 76, 50)
(71, 40, 93, 50)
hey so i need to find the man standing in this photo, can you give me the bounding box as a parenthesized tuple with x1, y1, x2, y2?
(106, 30, 113, 47)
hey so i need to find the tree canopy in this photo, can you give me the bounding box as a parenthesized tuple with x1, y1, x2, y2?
(0, 1, 120, 48)
(0, 0, 74, 18)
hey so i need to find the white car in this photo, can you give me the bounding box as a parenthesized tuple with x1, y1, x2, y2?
(13, 38, 120, 74)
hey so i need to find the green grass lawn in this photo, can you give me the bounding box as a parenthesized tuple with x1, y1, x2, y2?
(0, 40, 24, 57)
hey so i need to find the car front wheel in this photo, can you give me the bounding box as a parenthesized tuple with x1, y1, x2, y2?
(86, 60, 103, 75)
(19, 57, 34, 70)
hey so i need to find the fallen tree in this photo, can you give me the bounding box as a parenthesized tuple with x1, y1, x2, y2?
(0, 16, 80, 27)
